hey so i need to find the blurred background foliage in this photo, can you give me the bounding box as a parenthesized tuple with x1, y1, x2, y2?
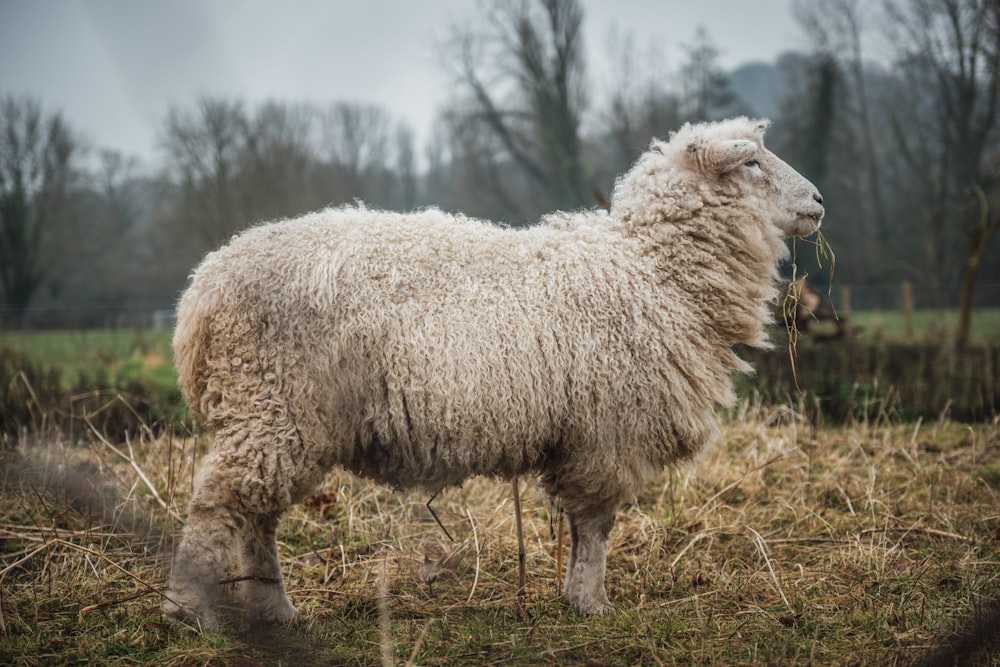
(1, 0, 998, 429)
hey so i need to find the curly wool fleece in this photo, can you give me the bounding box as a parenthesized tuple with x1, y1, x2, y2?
(164, 116, 824, 629)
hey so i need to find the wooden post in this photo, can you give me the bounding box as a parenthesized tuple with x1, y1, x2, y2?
(902, 281, 914, 339)
(839, 286, 852, 320)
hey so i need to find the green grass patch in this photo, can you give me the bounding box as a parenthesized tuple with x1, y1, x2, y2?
(0, 329, 183, 438)
(0, 328, 175, 391)
(832, 307, 1000, 344)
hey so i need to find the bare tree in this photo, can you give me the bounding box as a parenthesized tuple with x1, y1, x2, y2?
(599, 29, 680, 180)
(320, 102, 393, 203)
(160, 96, 416, 274)
(162, 97, 252, 249)
(163, 97, 335, 259)
(677, 27, 740, 122)
(392, 124, 419, 209)
(89, 150, 141, 307)
(795, 0, 889, 234)
(243, 101, 325, 220)
(0, 95, 81, 323)
(442, 0, 589, 220)
(884, 0, 1000, 344)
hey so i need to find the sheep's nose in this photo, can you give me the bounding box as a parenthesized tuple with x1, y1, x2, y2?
(813, 192, 824, 205)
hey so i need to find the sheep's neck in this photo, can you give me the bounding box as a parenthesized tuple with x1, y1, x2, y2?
(646, 207, 785, 349)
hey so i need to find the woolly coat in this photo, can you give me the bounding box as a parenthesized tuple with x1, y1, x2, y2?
(173, 119, 790, 517)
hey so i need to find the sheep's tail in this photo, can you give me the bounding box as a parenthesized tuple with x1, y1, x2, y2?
(171, 280, 221, 423)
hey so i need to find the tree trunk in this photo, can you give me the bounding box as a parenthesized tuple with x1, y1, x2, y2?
(957, 185, 1000, 348)
(955, 267, 976, 348)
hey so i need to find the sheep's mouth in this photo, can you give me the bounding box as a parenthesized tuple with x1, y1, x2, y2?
(786, 212, 823, 237)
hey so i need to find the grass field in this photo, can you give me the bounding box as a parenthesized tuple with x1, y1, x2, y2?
(0, 328, 175, 394)
(853, 308, 993, 342)
(1, 414, 999, 665)
(815, 307, 1000, 344)
(1, 320, 998, 664)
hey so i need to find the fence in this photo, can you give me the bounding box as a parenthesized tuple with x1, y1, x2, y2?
(0, 300, 177, 331)
(830, 281, 1000, 312)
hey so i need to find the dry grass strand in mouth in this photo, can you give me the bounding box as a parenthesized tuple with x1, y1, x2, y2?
(782, 230, 838, 392)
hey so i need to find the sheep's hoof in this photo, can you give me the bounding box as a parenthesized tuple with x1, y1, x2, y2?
(162, 598, 219, 632)
(242, 581, 299, 625)
(249, 596, 299, 626)
(579, 601, 616, 616)
(568, 593, 616, 616)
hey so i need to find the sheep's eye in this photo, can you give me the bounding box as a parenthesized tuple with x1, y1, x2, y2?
(745, 158, 761, 169)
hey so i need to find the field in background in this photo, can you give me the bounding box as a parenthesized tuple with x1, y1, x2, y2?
(0, 329, 181, 439)
(0, 328, 175, 391)
(831, 307, 1000, 344)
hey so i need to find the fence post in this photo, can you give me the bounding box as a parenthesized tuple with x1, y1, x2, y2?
(902, 281, 914, 339)
(839, 286, 852, 320)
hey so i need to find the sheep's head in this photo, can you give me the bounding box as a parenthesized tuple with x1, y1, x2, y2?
(690, 119, 824, 237)
(610, 117, 825, 238)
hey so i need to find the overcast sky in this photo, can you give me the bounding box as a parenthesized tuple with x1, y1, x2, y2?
(0, 0, 804, 167)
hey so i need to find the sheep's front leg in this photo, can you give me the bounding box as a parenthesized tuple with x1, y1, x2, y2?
(564, 508, 617, 615)
(237, 512, 298, 624)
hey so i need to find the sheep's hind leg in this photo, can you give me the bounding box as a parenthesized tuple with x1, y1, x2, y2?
(237, 512, 298, 625)
(564, 511, 579, 595)
(162, 462, 242, 631)
(564, 508, 617, 615)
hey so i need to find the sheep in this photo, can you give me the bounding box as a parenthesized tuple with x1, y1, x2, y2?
(162, 116, 824, 630)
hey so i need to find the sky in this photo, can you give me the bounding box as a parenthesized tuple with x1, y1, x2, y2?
(0, 0, 803, 168)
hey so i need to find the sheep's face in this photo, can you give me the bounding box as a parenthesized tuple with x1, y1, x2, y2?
(733, 142, 824, 237)
(691, 126, 825, 238)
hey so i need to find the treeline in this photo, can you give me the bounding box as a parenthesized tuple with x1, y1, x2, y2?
(1, 0, 998, 335)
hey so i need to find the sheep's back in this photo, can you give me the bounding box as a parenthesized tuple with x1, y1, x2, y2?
(174, 207, 583, 433)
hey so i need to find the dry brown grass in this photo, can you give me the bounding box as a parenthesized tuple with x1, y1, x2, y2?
(1, 410, 999, 665)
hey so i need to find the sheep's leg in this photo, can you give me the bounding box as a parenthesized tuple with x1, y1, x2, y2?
(162, 462, 242, 631)
(237, 512, 298, 624)
(565, 512, 579, 593)
(564, 508, 617, 615)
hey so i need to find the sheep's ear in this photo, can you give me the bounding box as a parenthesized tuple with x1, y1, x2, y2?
(694, 139, 759, 175)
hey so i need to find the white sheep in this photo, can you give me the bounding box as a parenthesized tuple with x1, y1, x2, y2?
(163, 117, 824, 630)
